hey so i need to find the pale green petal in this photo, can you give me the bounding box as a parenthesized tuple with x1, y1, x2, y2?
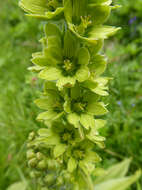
(39, 67, 61, 80)
(80, 114, 95, 129)
(68, 157, 77, 173)
(38, 128, 52, 137)
(76, 66, 90, 82)
(56, 76, 76, 89)
(54, 144, 66, 158)
(85, 151, 102, 163)
(67, 113, 80, 128)
(78, 47, 90, 65)
(19, 0, 48, 14)
(45, 23, 61, 38)
(37, 111, 63, 121)
(88, 25, 121, 39)
(87, 102, 108, 115)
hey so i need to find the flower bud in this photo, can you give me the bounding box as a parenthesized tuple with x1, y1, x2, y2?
(56, 176, 64, 186)
(37, 160, 47, 170)
(28, 158, 38, 168)
(27, 150, 35, 159)
(28, 132, 35, 141)
(44, 174, 55, 185)
(36, 152, 44, 160)
(47, 159, 57, 170)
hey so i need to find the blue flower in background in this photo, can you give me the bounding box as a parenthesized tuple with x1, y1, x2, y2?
(117, 101, 122, 106)
(129, 16, 137, 25)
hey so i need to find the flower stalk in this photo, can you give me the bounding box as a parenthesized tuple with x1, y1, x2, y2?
(19, 0, 119, 189)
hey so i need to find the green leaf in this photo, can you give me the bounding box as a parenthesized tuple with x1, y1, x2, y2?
(78, 47, 90, 65)
(67, 113, 80, 128)
(7, 182, 27, 190)
(68, 157, 77, 173)
(87, 102, 108, 115)
(76, 66, 90, 82)
(95, 158, 132, 185)
(95, 170, 141, 190)
(54, 144, 66, 157)
(80, 114, 95, 129)
(39, 67, 61, 80)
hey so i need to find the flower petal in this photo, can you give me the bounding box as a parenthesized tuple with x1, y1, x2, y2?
(76, 66, 90, 82)
(67, 113, 80, 128)
(78, 47, 90, 65)
(80, 114, 95, 129)
(39, 67, 61, 81)
(87, 102, 108, 115)
(54, 144, 66, 158)
(68, 157, 77, 173)
(56, 76, 76, 89)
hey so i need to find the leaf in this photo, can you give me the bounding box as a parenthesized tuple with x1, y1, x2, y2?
(95, 170, 141, 190)
(68, 157, 77, 173)
(7, 182, 27, 190)
(54, 144, 66, 157)
(39, 67, 61, 81)
(95, 158, 132, 184)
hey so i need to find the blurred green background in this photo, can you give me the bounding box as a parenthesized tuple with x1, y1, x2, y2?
(0, 0, 142, 189)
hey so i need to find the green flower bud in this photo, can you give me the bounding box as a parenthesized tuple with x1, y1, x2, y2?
(28, 132, 35, 141)
(27, 149, 35, 159)
(30, 171, 36, 178)
(44, 174, 55, 185)
(28, 158, 38, 168)
(47, 159, 57, 170)
(36, 152, 44, 160)
(56, 176, 64, 186)
(37, 160, 47, 170)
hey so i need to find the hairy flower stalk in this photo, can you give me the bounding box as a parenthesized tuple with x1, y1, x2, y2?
(19, 0, 119, 189)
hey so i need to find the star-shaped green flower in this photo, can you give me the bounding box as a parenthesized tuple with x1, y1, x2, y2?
(34, 121, 81, 158)
(19, 0, 64, 20)
(35, 81, 65, 124)
(64, 84, 108, 130)
(32, 23, 91, 89)
(66, 140, 101, 174)
(64, 0, 120, 44)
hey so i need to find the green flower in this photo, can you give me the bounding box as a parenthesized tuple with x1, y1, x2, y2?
(19, 0, 64, 20)
(34, 121, 80, 158)
(35, 81, 65, 124)
(64, 0, 120, 44)
(64, 84, 108, 130)
(66, 141, 101, 173)
(32, 23, 91, 89)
